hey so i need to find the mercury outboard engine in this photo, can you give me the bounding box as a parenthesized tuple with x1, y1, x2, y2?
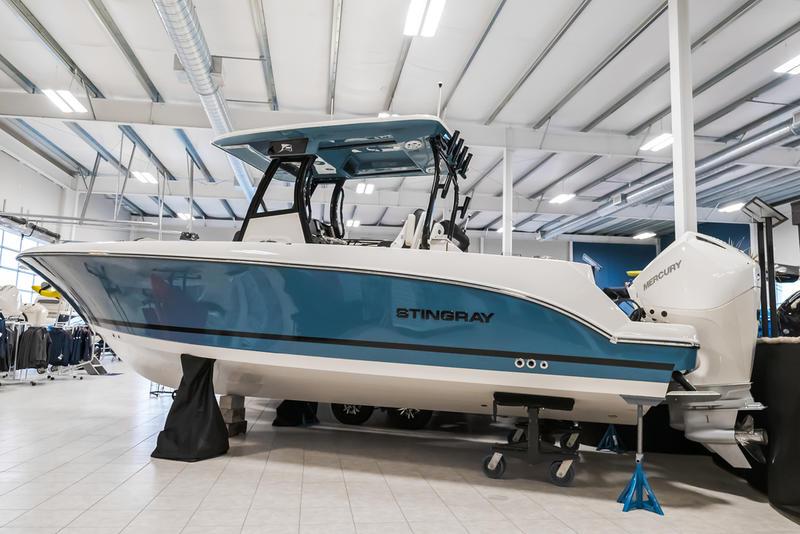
(628, 232, 766, 469)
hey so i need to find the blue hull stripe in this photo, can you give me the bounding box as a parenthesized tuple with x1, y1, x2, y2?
(96, 318, 674, 371)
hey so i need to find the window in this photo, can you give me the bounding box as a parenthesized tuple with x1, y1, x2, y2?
(0, 227, 43, 305)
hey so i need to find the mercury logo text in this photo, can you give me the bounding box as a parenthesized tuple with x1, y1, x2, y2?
(396, 308, 494, 323)
(643, 260, 682, 291)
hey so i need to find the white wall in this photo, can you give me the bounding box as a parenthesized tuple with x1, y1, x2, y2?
(0, 150, 63, 217)
(478, 236, 569, 259)
(0, 150, 131, 242)
(773, 203, 800, 267)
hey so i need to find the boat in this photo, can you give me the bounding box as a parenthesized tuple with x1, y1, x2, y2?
(17, 115, 764, 476)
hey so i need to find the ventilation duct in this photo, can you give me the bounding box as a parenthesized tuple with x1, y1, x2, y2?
(152, 0, 255, 200)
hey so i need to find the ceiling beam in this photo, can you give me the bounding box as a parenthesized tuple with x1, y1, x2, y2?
(174, 128, 237, 219)
(441, 0, 507, 115)
(483, 0, 588, 124)
(531, 1, 667, 129)
(0, 51, 37, 94)
(0, 120, 75, 180)
(581, 0, 760, 132)
(3, 96, 799, 169)
(85, 175, 748, 224)
(384, 37, 412, 112)
(249, 0, 279, 110)
(4, 0, 104, 97)
(627, 17, 800, 135)
(0, 120, 75, 188)
(84, 0, 162, 103)
(0, 118, 87, 177)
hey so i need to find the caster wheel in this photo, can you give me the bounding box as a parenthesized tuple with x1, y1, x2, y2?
(559, 432, 580, 452)
(482, 453, 506, 479)
(331, 403, 374, 425)
(548, 461, 576, 487)
(388, 408, 433, 430)
(507, 428, 527, 444)
(171, 390, 178, 400)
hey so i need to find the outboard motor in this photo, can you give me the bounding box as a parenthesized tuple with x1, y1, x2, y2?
(628, 232, 765, 469)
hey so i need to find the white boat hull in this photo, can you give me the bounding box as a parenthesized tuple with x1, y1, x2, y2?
(103, 326, 665, 425)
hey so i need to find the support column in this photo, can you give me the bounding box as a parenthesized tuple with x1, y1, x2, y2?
(501, 144, 513, 256)
(668, 0, 697, 236)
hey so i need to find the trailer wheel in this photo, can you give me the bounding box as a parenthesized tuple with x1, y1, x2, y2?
(548, 460, 575, 487)
(482, 453, 506, 479)
(387, 408, 432, 430)
(331, 404, 374, 425)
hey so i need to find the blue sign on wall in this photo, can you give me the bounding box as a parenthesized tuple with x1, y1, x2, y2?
(660, 223, 750, 253)
(572, 242, 658, 289)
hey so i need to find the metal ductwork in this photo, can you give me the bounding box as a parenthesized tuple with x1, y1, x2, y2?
(152, 0, 255, 200)
(543, 113, 800, 239)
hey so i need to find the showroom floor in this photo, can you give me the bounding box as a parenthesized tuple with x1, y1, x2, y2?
(0, 363, 796, 534)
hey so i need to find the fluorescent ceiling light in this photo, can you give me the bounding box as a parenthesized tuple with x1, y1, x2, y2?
(420, 0, 446, 37)
(177, 212, 191, 221)
(346, 219, 360, 228)
(42, 89, 87, 113)
(404, 0, 446, 37)
(496, 226, 516, 233)
(132, 171, 157, 184)
(718, 202, 745, 213)
(56, 90, 87, 113)
(633, 231, 656, 240)
(640, 133, 673, 152)
(403, 0, 427, 36)
(356, 183, 375, 194)
(774, 53, 800, 75)
(42, 89, 72, 113)
(549, 193, 575, 204)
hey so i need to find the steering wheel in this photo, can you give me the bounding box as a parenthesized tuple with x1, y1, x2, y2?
(330, 182, 345, 238)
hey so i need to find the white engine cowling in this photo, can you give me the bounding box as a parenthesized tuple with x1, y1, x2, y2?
(628, 231, 759, 387)
(628, 232, 763, 469)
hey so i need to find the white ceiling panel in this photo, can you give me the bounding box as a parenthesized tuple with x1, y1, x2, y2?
(21, 118, 103, 172)
(334, 0, 407, 115)
(444, 0, 587, 123)
(102, 0, 197, 103)
(194, 198, 229, 219)
(553, 0, 738, 131)
(595, 0, 800, 133)
(262, 0, 331, 112)
(514, 152, 588, 198)
(22, 0, 149, 100)
(392, 0, 499, 116)
(0, 1, 74, 93)
(494, 0, 665, 127)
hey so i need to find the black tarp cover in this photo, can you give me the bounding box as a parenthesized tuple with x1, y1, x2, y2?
(151, 354, 229, 462)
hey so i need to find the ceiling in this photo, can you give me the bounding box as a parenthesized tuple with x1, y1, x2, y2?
(1, 0, 799, 238)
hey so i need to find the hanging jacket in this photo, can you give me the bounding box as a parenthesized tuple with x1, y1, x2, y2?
(47, 328, 73, 366)
(17, 327, 50, 370)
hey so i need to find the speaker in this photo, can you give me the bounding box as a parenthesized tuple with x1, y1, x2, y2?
(791, 201, 800, 226)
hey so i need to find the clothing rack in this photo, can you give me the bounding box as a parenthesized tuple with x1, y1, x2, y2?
(0, 317, 48, 386)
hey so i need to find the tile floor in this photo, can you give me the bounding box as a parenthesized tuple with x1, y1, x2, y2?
(0, 362, 796, 534)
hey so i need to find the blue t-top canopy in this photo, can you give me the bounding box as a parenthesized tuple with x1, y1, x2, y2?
(213, 115, 451, 180)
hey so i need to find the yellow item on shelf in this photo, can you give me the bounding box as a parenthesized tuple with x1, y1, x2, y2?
(32, 285, 61, 299)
